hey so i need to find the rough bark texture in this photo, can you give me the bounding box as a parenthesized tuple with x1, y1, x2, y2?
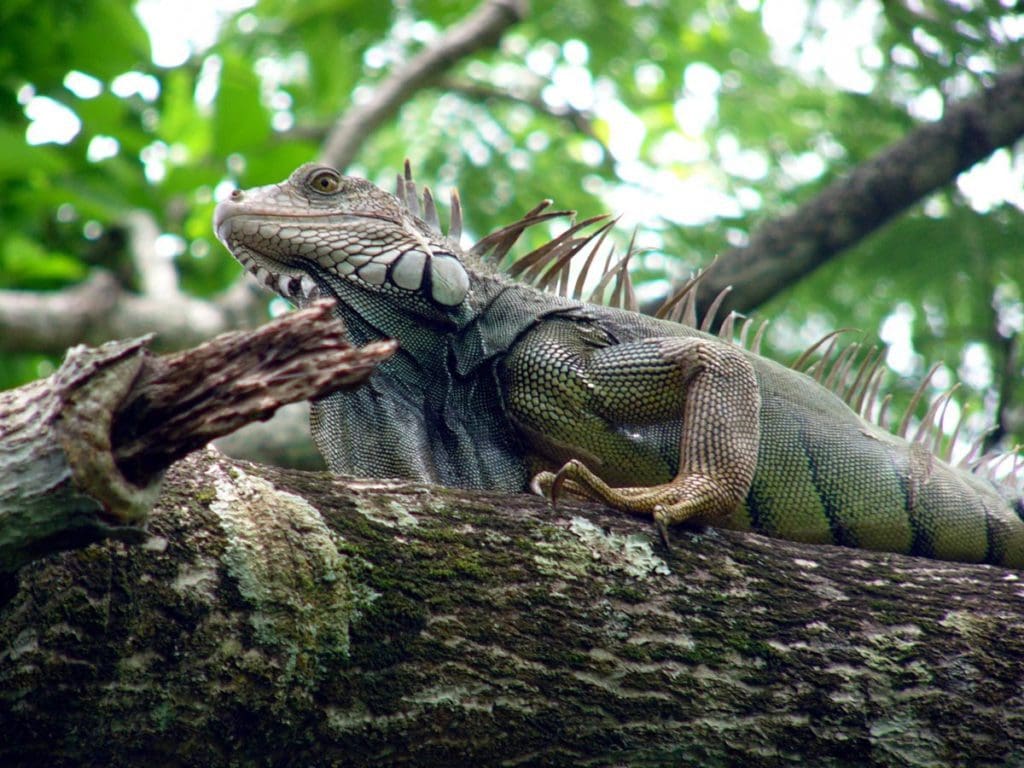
(109, 300, 394, 485)
(3, 448, 1024, 767)
(0, 301, 393, 573)
(0, 336, 161, 573)
(694, 64, 1024, 319)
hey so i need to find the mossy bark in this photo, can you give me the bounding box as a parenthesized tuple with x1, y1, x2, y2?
(3, 449, 1024, 767)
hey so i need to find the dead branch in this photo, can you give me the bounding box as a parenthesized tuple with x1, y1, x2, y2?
(0, 300, 394, 572)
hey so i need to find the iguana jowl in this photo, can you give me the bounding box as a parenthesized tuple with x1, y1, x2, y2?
(214, 162, 1024, 568)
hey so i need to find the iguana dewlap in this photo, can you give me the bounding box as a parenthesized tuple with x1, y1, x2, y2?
(214, 163, 1024, 568)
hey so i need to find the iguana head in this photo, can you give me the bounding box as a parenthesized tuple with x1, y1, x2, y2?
(213, 163, 471, 312)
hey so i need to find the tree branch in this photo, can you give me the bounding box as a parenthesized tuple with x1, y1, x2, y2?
(443, 76, 617, 175)
(694, 64, 1024, 319)
(109, 301, 395, 486)
(3, 449, 1024, 766)
(320, 0, 528, 170)
(0, 271, 272, 356)
(0, 269, 331, 468)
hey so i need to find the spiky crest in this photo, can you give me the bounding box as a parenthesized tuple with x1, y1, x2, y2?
(397, 161, 1020, 488)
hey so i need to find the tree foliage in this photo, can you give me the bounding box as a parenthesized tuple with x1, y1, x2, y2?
(1, 0, 1022, 452)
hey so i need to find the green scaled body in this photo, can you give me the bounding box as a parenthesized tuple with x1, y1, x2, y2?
(503, 308, 1024, 567)
(214, 163, 1024, 569)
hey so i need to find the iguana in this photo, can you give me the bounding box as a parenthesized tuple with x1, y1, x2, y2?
(213, 162, 1024, 568)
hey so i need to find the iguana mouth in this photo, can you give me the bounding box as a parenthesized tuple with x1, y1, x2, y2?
(230, 243, 322, 308)
(214, 203, 335, 307)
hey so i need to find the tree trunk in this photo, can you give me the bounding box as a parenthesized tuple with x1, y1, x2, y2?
(3, 449, 1023, 768)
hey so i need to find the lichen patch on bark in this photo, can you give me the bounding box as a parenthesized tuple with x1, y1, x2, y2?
(206, 459, 353, 661)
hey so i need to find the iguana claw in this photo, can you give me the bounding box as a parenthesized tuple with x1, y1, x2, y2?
(529, 472, 550, 500)
(534, 460, 677, 547)
(549, 459, 588, 508)
(531, 463, 587, 509)
(654, 507, 672, 549)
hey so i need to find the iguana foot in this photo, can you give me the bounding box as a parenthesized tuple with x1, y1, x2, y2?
(532, 459, 736, 546)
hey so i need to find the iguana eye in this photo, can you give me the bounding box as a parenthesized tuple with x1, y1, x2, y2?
(308, 168, 341, 194)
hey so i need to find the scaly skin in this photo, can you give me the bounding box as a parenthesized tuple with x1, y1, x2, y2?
(214, 163, 1024, 568)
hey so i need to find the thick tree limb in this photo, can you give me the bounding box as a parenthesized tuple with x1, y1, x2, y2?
(3, 449, 1023, 767)
(320, 0, 528, 170)
(694, 65, 1024, 319)
(0, 300, 394, 573)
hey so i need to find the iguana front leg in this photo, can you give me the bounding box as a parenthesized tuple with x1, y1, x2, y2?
(502, 322, 760, 540)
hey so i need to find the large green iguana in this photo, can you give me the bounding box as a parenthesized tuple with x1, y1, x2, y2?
(213, 162, 1024, 568)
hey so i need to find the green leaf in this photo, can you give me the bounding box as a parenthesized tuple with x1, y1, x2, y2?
(159, 67, 211, 158)
(65, 0, 151, 79)
(0, 234, 86, 288)
(213, 51, 271, 155)
(0, 126, 67, 179)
